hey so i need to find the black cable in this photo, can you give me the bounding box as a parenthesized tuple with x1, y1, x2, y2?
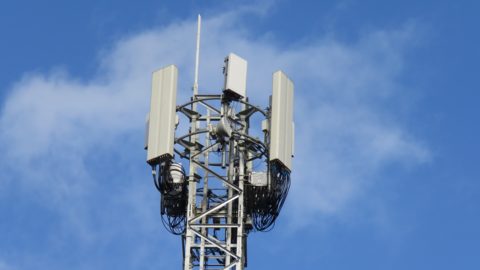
(152, 157, 188, 235)
(249, 161, 291, 232)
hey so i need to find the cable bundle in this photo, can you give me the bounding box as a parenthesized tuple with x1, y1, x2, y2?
(153, 158, 188, 235)
(248, 162, 291, 232)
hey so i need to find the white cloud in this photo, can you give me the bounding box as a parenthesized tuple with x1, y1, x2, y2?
(0, 6, 429, 268)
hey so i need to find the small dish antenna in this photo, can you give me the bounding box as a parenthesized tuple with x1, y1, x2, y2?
(216, 116, 232, 138)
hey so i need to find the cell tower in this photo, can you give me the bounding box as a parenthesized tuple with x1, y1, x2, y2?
(144, 15, 295, 269)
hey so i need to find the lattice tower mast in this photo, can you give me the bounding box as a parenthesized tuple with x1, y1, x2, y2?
(144, 15, 295, 270)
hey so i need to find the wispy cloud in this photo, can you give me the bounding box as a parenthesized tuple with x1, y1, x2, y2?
(0, 6, 429, 269)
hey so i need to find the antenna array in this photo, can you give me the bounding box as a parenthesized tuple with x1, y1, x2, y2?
(144, 15, 295, 269)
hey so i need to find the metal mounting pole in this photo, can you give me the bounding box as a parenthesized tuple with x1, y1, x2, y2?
(193, 14, 201, 95)
(184, 14, 202, 270)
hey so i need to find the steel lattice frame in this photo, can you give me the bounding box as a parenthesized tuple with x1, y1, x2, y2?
(147, 15, 294, 270)
(175, 94, 267, 270)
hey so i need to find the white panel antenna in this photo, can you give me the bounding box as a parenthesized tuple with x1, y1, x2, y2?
(146, 65, 178, 165)
(269, 70, 294, 172)
(223, 53, 247, 98)
(284, 74, 294, 169)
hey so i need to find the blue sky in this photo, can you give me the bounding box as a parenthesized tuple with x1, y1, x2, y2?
(1, 0, 480, 269)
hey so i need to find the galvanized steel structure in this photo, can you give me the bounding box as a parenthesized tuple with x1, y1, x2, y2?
(144, 15, 294, 270)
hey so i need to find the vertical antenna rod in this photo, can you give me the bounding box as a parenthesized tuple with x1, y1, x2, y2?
(193, 14, 201, 95)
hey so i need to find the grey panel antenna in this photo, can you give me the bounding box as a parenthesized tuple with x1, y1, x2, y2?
(269, 70, 294, 172)
(284, 73, 294, 169)
(147, 65, 178, 165)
